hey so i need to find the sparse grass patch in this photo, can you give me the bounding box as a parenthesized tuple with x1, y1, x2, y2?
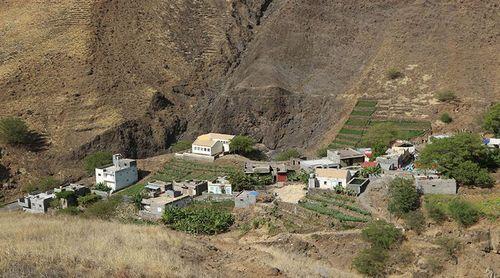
(351, 110, 374, 117)
(435, 90, 457, 102)
(339, 128, 364, 135)
(154, 159, 237, 182)
(387, 68, 403, 79)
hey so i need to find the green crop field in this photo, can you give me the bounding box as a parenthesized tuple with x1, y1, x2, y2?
(355, 100, 378, 107)
(300, 191, 371, 223)
(154, 159, 237, 182)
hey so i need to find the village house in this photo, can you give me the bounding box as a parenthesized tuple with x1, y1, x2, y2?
(244, 162, 289, 182)
(483, 138, 500, 148)
(300, 158, 339, 172)
(95, 154, 138, 192)
(140, 195, 192, 218)
(388, 140, 416, 154)
(173, 180, 207, 196)
(208, 177, 232, 195)
(191, 133, 235, 156)
(234, 191, 259, 208)
(311, 168, 352, 190)
(415, 175, 457, 195)
(327, 148, 365, 167)
(54, 183, 91, 208)
(376, 150, 413, 171)
(18, 191, 55, 213)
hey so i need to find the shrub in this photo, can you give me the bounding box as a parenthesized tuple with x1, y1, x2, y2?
(361, 220, 403, 249)
(55, 190, 76, 200)
(0, 117, 30, 145)
(453, 161, 493, 188)
(352, 246, 388, 277)
(448, 199, 480, 227)
(482, 103, 500, 136)
(403, 211, 426, 234)
(435, 90, 457, 102)
(287, 170, 309, 184)
(162, 205, 234, 235)
(170, 140, 192, 152)
(84, 151, 113, 174)
(94, 182, 112, 192)
(229, 135, 255, 155)
(387, 68, 403, 79)
(275, 149, 301, 161)
(228, 171, 272, 191)
(435, 236, 461, 259)
(425, 201, 447, 223)
(387, 177, 420, 216)
(440, 113, 452, 123)
(316, 147, 328, 158)
(77, 194, 102, 207)
(83, 196, 122, 220)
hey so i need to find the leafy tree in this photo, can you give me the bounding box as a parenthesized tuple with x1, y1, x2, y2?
(0, 117, 30, 145)
(440, 113, 452, 123)
(352, 246, 388, 277)
(229, 135, 255, 155)
(403, 211, 426, 234)
(84, 151, 113, 174)
(417, 133, 495, 187)
(362, 123, 399, 154)
(275, 149, 301, 161)
(435, 90, 457, 102)
(361, 220, 403, 249)
(482, 103, 500, 136)
(227, 171, 272, 191)
(387, 68, 403, 79)
(387, 177, 420, 216)
(448, 199, 480, 227)
(170, 140, 192, 152)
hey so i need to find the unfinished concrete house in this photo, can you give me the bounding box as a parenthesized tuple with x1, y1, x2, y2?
(235, 191, 259, 208)
(415, 175, 457, 195)
(208, 177, 232, 195)
(327, 148, 365, 167)
(18, 192, 55, 213)
(95, 154, 138, 192)
(173, 180, 207, 196)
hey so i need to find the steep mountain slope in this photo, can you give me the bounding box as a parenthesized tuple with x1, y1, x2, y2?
(0, 0, 499, 191)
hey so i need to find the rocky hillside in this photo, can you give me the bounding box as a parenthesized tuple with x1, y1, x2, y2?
(0, 0, 498, 189)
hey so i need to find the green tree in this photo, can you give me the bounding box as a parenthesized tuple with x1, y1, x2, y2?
(84, 151, 113, 174)
(362, 123, 399, 155)
(448, 199, 480, 227)
(170, 140, 192, 152)
(387, 177, 420, 216)
(316, 147, 328, 158)
(440, 113, 452, 123)
(229, 135, 255, 155)
(0, 117, 30, 145)
(417, 133, 494, 187)
(275, 149, 301, 161)
(482, 103, 500, 136)
(361, 220, 403, 249)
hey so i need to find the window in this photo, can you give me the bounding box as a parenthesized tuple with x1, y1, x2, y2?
(323, 181, 327, 185)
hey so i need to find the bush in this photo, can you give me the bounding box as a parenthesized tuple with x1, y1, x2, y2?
(435, 236, 461, 259)
(0, 117, 30, 145)
(94, 182, 112, 192)
(440, 113, 452, 123)
(287, 170, 309, 184)
(170, 140, 192, 152)
(84, 151, 113, 174)
(425, 201, 447, 223)
(162, 205, 234, 235)
(316, 147, 328, 158)
(482, 103, 500, 136)
(387, 68, 403, 79)
(453, 161, 493, 188)
(229, 135, 255, 155)
(360, 166, 381, 178)
(352, 246, 388, 277)
(435, 90, 457, 102)
(361, 220, 403, 249)
(448, 199, 480, 227)
(55, 190, 76, 200)
(387, 177, 420, 216)
(83, 196, 122, 220)
(77, 194, 102, 207)
(228, 171, 273, 191)
(403, 211, 426, 234)
(275, 149, 301, 161)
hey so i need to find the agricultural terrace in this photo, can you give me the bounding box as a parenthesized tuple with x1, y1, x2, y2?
(330, 99, 430, 149)
(299, 191, 371, 227)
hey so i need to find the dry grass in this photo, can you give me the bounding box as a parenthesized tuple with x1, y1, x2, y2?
(0, 212, 216, 277)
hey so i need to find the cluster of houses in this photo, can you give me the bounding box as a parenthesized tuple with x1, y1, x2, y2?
(20, 131, 495, 215)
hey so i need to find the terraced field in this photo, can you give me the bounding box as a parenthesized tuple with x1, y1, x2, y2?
(329, 99, 431, 149)
(154, 159, 237, 182)
(299, 191, 371, 225)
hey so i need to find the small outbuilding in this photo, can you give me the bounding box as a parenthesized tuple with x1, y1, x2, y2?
(415, 175, 457, 195)
(234, 191, 259, 208)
